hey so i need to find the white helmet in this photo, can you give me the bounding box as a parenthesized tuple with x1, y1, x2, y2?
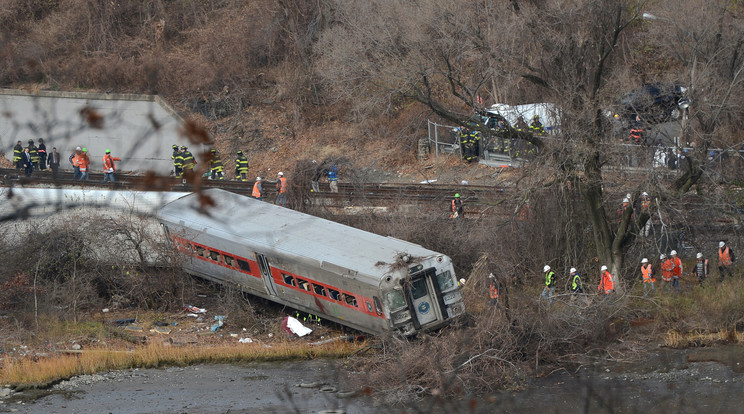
(600, 265, 608, 271)
(641, 192, 649, 197)
(720, 241, 725, 248)
(696, 252, 703, 259)
(543, 265, 551, 272)
(75, 146, 82, 151)
(569, 267, 577, 274)
(256, 176, 262, 181)
(670, 250, 677, 256)
(660, 254, 666, 260)
(641, 258, 648, 264)
(459, 278, 466, 285)
(488, 273, 495, 279)
(278, 172, 284, 176)
(622, 198, 629, 203)
(626, 193, 632, 199)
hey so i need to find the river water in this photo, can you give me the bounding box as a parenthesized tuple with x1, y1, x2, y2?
(3, 346, 744, 413)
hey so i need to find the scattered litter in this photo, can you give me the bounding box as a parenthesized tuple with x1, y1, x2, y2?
(211, 315, 226, 332)
(419, 179, 437, 184)
(320, 385, 337, 393)
(124, 326, 143, 332)
(150, 326, 171, 335)
(230, 333, 238, 338)
(186, 313, 199, 318)
(102, 308, 110, 313)
(297, 382, 324, 388)
(115, 318, 136, 326)
(281, 316, 312, 337)
(461, 180, 469, 185)
(184, 305, 206, 314)
(197, 294, 207, 298)
(197, 331, 214, 336)
(239, 337, 253, 344)
(309, 336, 354, 346)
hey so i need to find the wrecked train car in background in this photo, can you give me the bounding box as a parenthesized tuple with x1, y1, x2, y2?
(157, 189, 465, 336)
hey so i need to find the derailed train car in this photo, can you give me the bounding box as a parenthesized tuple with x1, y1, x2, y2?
(157, 189, 465, 336)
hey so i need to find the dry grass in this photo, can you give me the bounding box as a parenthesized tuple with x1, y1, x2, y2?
(0, 339, 366, 388)
(663, 329, 744, 348)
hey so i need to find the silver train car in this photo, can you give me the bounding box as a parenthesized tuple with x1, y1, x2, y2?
(157, 189, 465, 336)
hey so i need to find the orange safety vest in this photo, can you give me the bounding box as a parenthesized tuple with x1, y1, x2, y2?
(489, 284, 499, 299)
(719, 247, 733, 266)
(660, 259, 674, 282)
(671, 256, 682, 278)
(252, 181, 262, 198)
(598, 271, 615, 294)
(81, 153, 89, 172)
(277, 176, 287, 193)
(102, 154, 120, 172)
(72, 153, 84, 168)
(641, 263, 655, 283)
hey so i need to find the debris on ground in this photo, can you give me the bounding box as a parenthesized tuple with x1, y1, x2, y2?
(150, 326, 171, 335)
(211, 315, 226, 332)
(239, 337, 253, 344)
(281, 316, 313, 337)
(184, 305, 206, 314)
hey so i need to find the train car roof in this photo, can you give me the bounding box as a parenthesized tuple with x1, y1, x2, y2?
(157, 189, 442, 285)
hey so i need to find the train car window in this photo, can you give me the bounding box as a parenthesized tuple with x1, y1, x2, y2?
(436, 270, 454, 291)
(237, 259, 252, 273)
(312, 284, 327, 296)
(344, 294, 357, 307)
(223, 255, 235, 267)
(411, 278, 428, 300)
(373, 297, 383, 316)
(328, 288, 341, 301)
(282, 273, 296, 286)
(386, 290, 407, 310)
(408, 264, 423, 274)
(209, 250, 220, 261)
(297, 278, 310, 291)
(195, 246, 206, 257)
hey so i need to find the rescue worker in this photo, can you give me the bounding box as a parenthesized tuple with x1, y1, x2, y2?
(71, 146, 83, 180)
(26, 139, 39, 170)
(79, 148, 90, 181)
(275, 172, 288, 207)
(252, 177, 263, 201)
(570, 267, 583, 296)
(209, 149, 224, 180)
(693, 252, 709, 286)
(718, 241, 736, 282)
(13, 140, 23, 170)
(469, 126, 481, 161)
(530, 115, 545, 135)
(235, 150, 249, 181)
(541, 265, 556, 305)
(670, 250, 682, 293)
(180, 146, 196, 182)
(37, 138, 47, 171)
(451, 193, 464, 219)
(488, 273, 500, 309)
(101, 149, 121, 183)
(628, 115, 643, 144)
(327, 164, 339, 193)
(310, 159, 323, 192)
(597, 265, 615, 296)
(171, 144, 182, 176)
(640, 192, 652, 237)
(459, 127, 470, 161)
(640, 258, 655, 297)
(660, 254, 674, 293)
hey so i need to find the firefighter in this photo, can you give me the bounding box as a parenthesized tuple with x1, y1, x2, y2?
(598, 265, 615, 296)
(458, 127, 470, 161)
(530, 115, 545, 135)
(180, 146, 196, 181)
(718, 241, 736, 282)
(660, 254, 674, 293)
(13, 140, 23, 170)
(252, 177, 263, 200)
(488, 273, 500, 309)
(209, 149, 224, 180)
(451, 193, 464, 219)
(670, 250, 682, 293)
(640, 258, 655, 297)
(171, 144, 182, 176)
(26, 139, 39, 170)
(275, 171, 287, 207)
(235, 150, 249, 181)
(541, 265, 556, 305)
(692, 252, 709, 286)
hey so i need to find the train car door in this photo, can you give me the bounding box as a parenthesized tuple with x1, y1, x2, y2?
(255, 254, 277, 296)
(409, 274, 438, 327)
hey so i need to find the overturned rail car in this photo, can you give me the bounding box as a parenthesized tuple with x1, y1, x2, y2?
(157, 189, 465, 336)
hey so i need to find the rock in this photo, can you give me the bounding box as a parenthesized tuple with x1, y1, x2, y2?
(0, 388, 12, 398)
(71, 344, 82, 351)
